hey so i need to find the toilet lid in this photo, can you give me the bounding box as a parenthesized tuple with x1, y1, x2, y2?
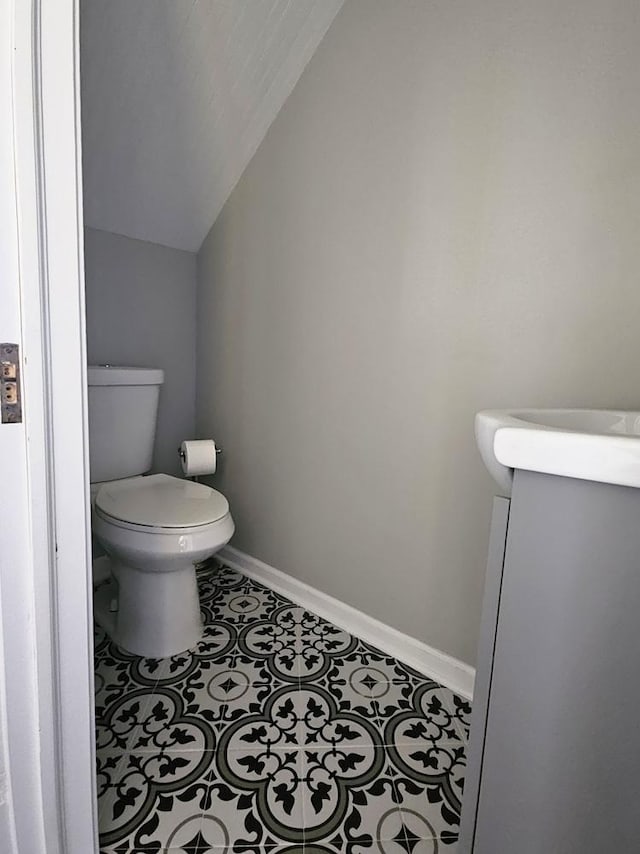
(95, 473, 229, 528)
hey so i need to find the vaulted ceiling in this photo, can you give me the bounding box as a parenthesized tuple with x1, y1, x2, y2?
(80, 0, 344, 252)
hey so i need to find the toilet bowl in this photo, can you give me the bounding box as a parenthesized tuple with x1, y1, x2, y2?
(93, 473, 234, 658)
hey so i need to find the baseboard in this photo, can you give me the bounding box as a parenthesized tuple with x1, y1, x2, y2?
(219, 545, 475, 700)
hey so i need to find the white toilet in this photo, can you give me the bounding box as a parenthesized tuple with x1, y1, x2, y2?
(88, 365, 234, 658)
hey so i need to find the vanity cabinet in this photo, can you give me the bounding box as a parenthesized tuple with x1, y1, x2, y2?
(459, 469, 640, 853)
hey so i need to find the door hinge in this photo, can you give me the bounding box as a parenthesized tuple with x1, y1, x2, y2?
(1, 343, 22, 424)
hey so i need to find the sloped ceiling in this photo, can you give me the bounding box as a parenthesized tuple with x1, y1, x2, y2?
(80, 0, 344, 252)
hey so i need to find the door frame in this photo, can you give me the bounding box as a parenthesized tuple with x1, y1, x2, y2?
(2, 0, 96, 851)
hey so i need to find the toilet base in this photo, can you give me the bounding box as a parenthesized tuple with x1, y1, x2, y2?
(94, 580, 118, 638)
(94, 561, 203, 658)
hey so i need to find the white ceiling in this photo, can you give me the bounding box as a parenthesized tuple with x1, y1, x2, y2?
(80, 0, 344, 252)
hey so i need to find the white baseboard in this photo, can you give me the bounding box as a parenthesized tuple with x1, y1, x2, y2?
(219, 545, 475, 700)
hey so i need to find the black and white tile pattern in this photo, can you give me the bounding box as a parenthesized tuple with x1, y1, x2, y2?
(95, 564, 470, 853)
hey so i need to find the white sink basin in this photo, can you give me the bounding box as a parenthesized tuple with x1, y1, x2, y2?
(476, 409, 640, 496)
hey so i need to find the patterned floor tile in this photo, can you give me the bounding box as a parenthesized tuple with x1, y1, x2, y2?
(94, 652, 153, 721)
(202, 749, 306, 848)
(325, 657, 407, 691)
(439, 687, 472, 743)
(394, 774, 461, 846)
(314, 682, 382, 746)
(307, 839, 442, 853)
(190, 678, 285, 739)
(389, 743, 465, 847)
(197, 564, 246, 600)
(95, 566, 469, 852)
(186, 840, 301, 854)
(380, 683, 464, 748)
(204, 578, 294, 628)
(96, 684, 160, 753)
(99, 751, 212, 850)
(294, 682, 383, 748)
(96, 749, 127, 800)
(97, 639, 171, 688)
(126, 686, 216, 753)
(239, 604, 355, 683)
(217, 685, 307, 753)
(302, 752, 398, 846)
(324, 639, 419, 682)
(153, 633, 280, 687)
(149, 623, 240, 685)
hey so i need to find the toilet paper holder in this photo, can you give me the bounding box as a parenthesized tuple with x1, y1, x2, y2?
(178, 444, 222, 464)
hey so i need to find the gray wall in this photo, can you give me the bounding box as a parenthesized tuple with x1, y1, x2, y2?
(84, 227, 197, 476)
(196, 0, 640, 666)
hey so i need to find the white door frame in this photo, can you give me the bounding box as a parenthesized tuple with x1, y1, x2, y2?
(2, 0, 96, 851)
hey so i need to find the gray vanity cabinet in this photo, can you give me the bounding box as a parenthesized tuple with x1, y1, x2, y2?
(459, 469, 640, 853)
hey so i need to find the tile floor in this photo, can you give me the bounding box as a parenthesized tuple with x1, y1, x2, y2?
(95, 564, 471, 853)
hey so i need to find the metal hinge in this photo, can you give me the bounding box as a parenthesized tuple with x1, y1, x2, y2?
(1, 343, 22, 424)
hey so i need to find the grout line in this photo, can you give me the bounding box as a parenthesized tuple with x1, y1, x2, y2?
(126, 738, 464, 753)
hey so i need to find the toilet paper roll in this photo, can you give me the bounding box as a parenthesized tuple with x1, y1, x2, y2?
(180, 439, 218, 476)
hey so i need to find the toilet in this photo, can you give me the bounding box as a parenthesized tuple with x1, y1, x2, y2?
(88, 365, 234, 658)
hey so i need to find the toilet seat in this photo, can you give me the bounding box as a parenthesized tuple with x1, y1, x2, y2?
(95, 472, 229, 530)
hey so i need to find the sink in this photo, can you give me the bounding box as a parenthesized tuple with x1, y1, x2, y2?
(476, 409, 640, 496)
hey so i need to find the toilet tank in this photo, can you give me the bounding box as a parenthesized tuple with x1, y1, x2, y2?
(87, 366, 164, 483)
